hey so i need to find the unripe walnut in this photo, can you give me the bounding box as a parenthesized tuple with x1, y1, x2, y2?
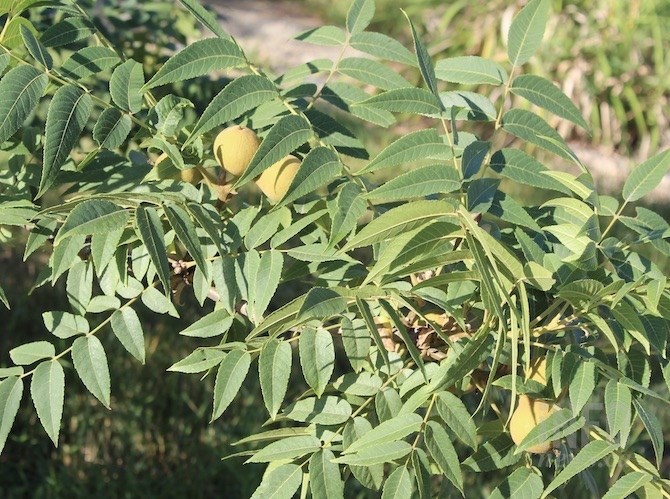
(509, 394, 557, 453)
(255, 155, 300, 203)
(213, 125, 260, 176)
(180, 167, 202, 185)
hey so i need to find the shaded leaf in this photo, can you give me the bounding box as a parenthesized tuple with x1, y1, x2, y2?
(278, 146, 342, 207)
(60, 47, 119, 79)
(0, 376, 23, 454)
(21, 25, 52, 69)
(40, 16, 94, 47)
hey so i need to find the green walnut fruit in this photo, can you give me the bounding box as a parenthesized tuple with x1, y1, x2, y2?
(509, 394, 557, 454)
(255, 155, 300, 203)
(213, 125, 260, 176)
(180, 167, 202, 185)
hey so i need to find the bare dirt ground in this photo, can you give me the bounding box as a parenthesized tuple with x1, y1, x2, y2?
(203, 0, 669, 204)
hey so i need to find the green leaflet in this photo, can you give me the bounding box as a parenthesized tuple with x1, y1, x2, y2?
(354, 87, 443, 116)
(343, 200, 457, 251)
(21, 25, 52, 69)
(601, 472, 652, 499)
(259, 339, 292, 419)
(510, 74, 589, 130)
(164, 203, 209, 281)
(346, 0, 375, 34)
(134, 206, 171, 295)
(381, 466, 413, 499)
(282, 396, 352, 425)
(42, 311, 90, 339)
(542, 440, 617, 497)
(56, 200, 128, 244)
(9, 341, 55, 365)
(489, 468, 544, 499)
(309, 449, 345, 499)
(60, 47, 120, 79)
(350, 31, 416, 66)
(71, 336, 111, 408)
(404, 10, 439, 99)
(622, 149, 670, 203)
(177, 0, 232, 40)
(277, 147, 342, 207)
(299, 327, 335, 397)
(179, 308, 233, 338)
(40, 85, 92, 196)
(93, 108, 132, 149)
(30, 360, 65, 445)
(344, 413, 422, 455)
(40, 17, 94, 47)
(110, 59, 145, 113)
(295, 25, 347, 46)
(249, 464, 302, 499)
(435, 56, 507, 85)
(110, 307, 146, 363)
(0, 65, 47, 145)
(329, 182, 366, 248)
(358, 129, 449, 175)
(185, 74, 277, 146)
(143, 38, 244, 90)
(370, 164, 458, 203)
(211, 349, 251, 422)
(507, 0, 550, 67)
(425, 421, 463, 492)
(501, 108, 577, 163)
(0, 377, 23, 454)
(338, 57, 412, 90)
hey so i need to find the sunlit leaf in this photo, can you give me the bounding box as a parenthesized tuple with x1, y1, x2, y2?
(143, 38, 244, 90)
